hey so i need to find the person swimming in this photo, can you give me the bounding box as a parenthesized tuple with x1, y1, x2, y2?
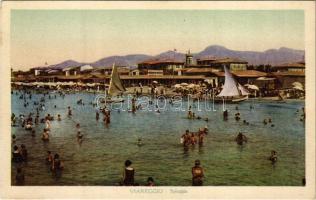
(263, 119, 268, 125)
(146, 177, 155, 186)
(187, 110, 192, 119)
(137, 138, 143, 146)
(57, 114, 61, 121)
(76, 123, 80, 129)
(25, 121, 32, 130)
(12, 134, 16, 143)
(235, 113, 241, 121)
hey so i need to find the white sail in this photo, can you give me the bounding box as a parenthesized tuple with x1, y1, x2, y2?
(108, 63, 126, 96)
(217, 65, 241, 97)
(238, 83, 250, 96)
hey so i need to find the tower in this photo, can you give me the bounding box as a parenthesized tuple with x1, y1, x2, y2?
(185, 50, 193, 66)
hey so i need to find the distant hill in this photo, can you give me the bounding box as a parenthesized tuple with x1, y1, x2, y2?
(44, 60, 85, 70)
(91, 54, 152, 68)
(39, 45, 305, 70)
(196, 45, 305, 66)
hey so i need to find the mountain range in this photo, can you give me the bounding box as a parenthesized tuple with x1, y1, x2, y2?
(39, 45, 305, 70)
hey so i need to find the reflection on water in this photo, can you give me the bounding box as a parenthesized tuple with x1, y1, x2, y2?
(11, 91, 305, 186)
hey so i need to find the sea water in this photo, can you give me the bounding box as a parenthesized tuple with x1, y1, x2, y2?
(11, 91, 305, 186)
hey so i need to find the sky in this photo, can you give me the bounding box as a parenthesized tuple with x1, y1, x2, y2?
(11, 10, 304, 70)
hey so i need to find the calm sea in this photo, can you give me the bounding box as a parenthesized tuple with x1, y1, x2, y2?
(11, 90, 305, 186)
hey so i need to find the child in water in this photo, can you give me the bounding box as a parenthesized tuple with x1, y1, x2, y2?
(146, 177, 155, 186)
(42, 129, 49, 141)
(269, 150, 278, 164)
(77, 131, 83, 144)
(137, 138, 143, 146)
(46, 151, 53, 165)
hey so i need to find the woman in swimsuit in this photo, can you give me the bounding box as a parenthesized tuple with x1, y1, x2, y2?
(122, 160, 135, 186)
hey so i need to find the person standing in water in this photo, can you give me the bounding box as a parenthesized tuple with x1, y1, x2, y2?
(192, 160, 204, 186)
(46, 151, 53, 165)
(15, 167, 25, 186)
(41, 129, 49, 141)
(223, 109, 228, 120)
(96, 111, 99, 121)
(269, 150, 278, 164)
(67, 106, 72, 116)
(51, 153, 64, 178)
(77, 131, 84, 144)
(235, 132, 248, 145)
(122, 160, 135, 186)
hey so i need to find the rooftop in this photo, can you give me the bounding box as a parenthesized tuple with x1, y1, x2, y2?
(184, 68, 214, 73)
(212, 57, 248, 64)
(273, 62, 305, 68)
(271, 71, 305, 76)
(139, 59, 184, 65)
(196, 56, 217, 62)
(232, 70, 267, 77)
(212, 70, 267, 77)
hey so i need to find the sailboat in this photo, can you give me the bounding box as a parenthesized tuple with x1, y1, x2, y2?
(105, 63, 126, 103)
(215, 65, 249, 103)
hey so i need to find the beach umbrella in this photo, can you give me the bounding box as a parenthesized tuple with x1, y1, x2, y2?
(292, 82, 303, 88)
(86, 83, 96, 87)
(13, 82, 23, 85)
(76, 82, 85, 86)
(246, 84, 259, 91)
(293, 85, 304, 91)
(174, 84, 182, 88)
(30, 82, 39, 86)
(153, 81, 158, 84)
(22, 82, 31, 86)
(180, 82, 188, 86)
(187, 83, 197, 89)
(204, 79, 212, 84)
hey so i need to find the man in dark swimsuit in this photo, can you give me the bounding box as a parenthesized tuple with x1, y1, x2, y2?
(192, 160, 204, 186)
(235, 132, 247, 145)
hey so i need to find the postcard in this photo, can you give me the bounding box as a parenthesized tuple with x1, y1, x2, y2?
(0, 1, 315, 199)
